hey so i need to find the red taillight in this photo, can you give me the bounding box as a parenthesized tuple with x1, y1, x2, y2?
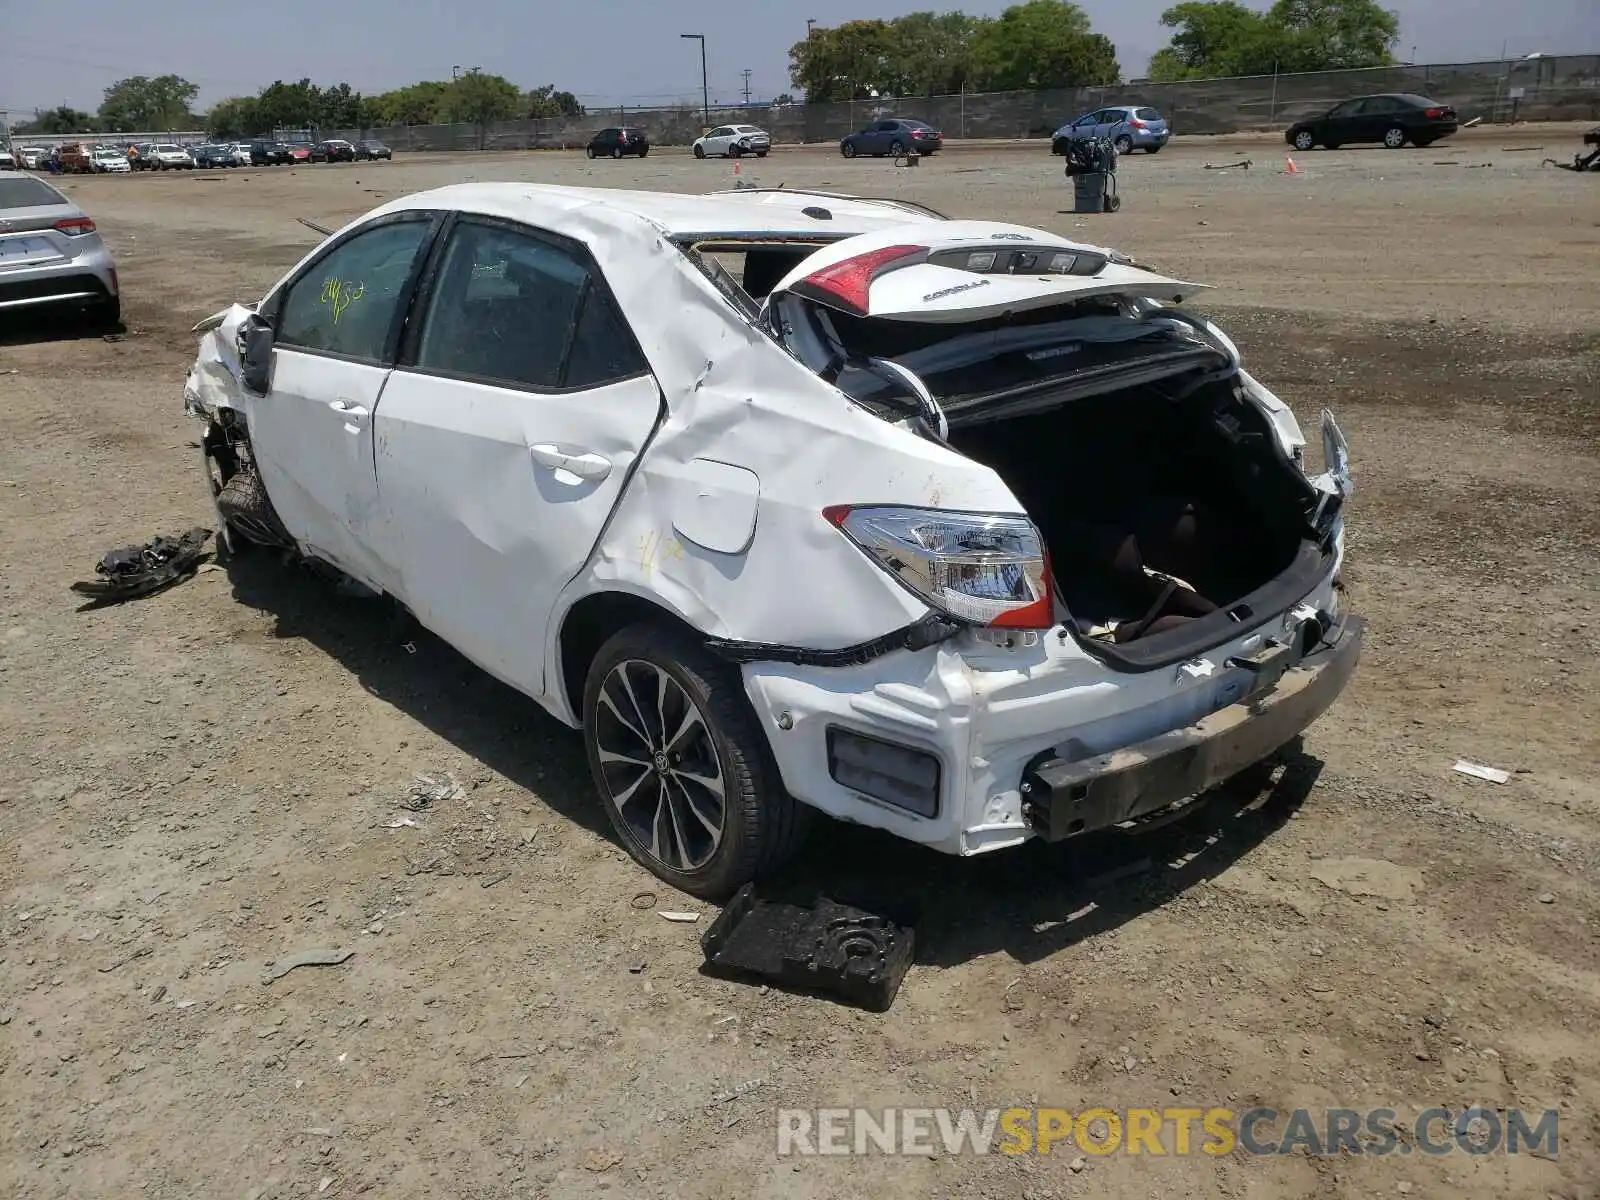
(793, 244, 924, 316)
(1129, 118, 1147, 129)
(1423, 107, 1446, 119)
(54, 216, 96, 237)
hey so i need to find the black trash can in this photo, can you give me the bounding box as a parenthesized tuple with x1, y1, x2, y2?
(1065, 136, 1120, 213)
(1073, 171, 1107, 214)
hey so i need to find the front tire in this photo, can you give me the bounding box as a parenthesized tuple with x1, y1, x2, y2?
(693, 143, 706, 159)
(582, 622, 810, 900)
(1113, 134, 1133, 155)
(1293, 130, 1315, 152)
(841, 140, 857, 158)
(586, 146, 596, 159)
(1383, 126, 1407, 148)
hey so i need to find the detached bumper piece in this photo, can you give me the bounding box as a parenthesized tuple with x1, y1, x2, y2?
(1023, 616, 1365, 840)
(71, 527, 213, 604)
(701, 884, 915, 1012)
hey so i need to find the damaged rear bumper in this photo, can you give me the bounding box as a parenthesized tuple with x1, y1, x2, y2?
(1020, 616, 1363, 840)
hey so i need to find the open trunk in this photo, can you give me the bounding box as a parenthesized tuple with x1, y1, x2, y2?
(946, 373, 1335, 668)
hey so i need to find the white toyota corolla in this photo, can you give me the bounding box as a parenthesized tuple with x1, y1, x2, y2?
(185, 184, 1360, 899)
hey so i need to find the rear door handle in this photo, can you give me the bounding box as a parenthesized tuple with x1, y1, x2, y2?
(529, 444, 612, 483)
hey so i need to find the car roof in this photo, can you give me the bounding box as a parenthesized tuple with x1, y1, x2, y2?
(377, 183, 947, 239)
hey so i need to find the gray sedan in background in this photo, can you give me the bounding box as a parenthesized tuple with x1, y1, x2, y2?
(0, 172, 120, 328)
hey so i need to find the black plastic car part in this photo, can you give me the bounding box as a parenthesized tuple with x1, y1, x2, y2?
(700, 884, 916, 1011)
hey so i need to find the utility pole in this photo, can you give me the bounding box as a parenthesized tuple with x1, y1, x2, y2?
(680, 33, 709, 128)
(741, 69, 752, 106)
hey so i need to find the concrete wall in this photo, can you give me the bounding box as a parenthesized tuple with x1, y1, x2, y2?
(333, 54, 1600, 150)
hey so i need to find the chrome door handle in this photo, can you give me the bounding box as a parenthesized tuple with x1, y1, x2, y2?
(529, 444, 612, 483)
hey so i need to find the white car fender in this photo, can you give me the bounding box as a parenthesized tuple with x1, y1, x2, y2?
(183, 303, 258, 420)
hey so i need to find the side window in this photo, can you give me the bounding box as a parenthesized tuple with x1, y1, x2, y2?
(413, 221, 645, 391)
(276, 219, 431, 362)
(565, 282, 647, 389)
(1328, 100, 1359, 117)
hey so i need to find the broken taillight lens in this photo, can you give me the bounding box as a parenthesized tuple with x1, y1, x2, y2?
(792, 244, 925, 317)
(824, 505, 1054, 629)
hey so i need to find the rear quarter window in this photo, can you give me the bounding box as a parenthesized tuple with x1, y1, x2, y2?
(0, 177, 66, 208)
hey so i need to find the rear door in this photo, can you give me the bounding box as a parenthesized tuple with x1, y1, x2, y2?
(373, 216, 661, 699)
(249, 212, 437, 591)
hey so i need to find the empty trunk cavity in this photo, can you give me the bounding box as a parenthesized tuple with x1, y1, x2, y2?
(949, 374, 1332, 669)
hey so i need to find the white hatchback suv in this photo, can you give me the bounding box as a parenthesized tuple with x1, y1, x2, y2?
(184, 184, 1359, 899)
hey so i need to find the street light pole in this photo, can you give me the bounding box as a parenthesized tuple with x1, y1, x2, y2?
(680, 33, 708, 128)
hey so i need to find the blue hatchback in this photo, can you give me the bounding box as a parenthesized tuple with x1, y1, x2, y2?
(1051, 106, 1170, 155)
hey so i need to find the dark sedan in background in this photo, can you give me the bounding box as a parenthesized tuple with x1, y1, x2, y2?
(840, 118, 943, 158)
(248, 140, 292, 165)
(355, 140, 392, 161)
(1286, 94, 1459, 150)
(311, 139, 357, 163)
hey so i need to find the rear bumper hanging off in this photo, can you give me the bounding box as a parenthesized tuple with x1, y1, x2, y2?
(1020, 616, 1364, 840)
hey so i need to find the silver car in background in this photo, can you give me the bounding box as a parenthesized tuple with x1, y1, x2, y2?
(0, 172, 121, 327)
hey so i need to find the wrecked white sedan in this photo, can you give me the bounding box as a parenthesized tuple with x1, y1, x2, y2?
(184, 184, 1360, 899)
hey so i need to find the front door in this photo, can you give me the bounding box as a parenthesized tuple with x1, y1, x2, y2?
(374, 216, 662, 699)
(249, 214, 435, 591)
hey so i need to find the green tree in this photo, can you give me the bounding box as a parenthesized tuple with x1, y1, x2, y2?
(788, 20, 899, 101)
(885, 12, 984, 95)
(19, 107, 97, 135)
(526, 84, 583, 119)
(315, 83, 363, 130)
(255, 79, 318, 131)
(207, 96, 262, 139)
(1148, 0, 1396, 79)
(98, 75, 199, 131)
(1148, 1, 1274, 78)
(442, 71, 523, 146)
(363, 81, 451, 126)
(1269, 0, 1398, 70)
(970, 0, 1120, 90)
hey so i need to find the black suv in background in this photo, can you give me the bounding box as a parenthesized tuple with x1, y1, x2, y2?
(1286, 94, 1459, 150)
(585, 127, 650, 159)
(247, 140, 291, 165)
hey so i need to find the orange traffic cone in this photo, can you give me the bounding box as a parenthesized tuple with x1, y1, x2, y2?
(733, 160, 742, 176)
(1284, 154, 1301, 175)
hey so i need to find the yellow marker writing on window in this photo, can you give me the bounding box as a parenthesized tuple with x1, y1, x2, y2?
(320, 278, 365, 323)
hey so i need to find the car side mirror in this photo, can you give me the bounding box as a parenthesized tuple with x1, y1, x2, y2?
(240, 318, 275, 395)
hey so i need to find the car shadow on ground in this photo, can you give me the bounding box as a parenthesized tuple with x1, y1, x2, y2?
(757, 746, 1322, 969)
(0, 309, 124, 347)
(223, 547, 1323, 967)
(222, 548, 612, 842)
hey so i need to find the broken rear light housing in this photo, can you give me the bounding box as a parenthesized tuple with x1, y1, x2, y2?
(824, 505, 1054, 629)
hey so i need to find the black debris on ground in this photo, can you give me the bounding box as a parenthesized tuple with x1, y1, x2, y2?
(70, 528, 214, 605)
(700, 884, 916, 1012)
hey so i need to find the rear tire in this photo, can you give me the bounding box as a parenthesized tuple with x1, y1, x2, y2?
(889, 139, 906, 157)
(1114, 134, 1133, 155)
(88, 295, 121, 332)
(1144, 144, 1163, 154)
(1382, 126, 1407, 148)
(611, 146, 623, 159)
(583, 622, 811, 900)
(638, 147, 648, 157)
(756, 150, 768, 158)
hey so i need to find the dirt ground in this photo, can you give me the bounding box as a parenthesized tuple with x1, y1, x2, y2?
(1, 126, 1597, 1200)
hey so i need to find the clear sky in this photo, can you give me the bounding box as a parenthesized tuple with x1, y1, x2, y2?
(0, 0, 1595, 117)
